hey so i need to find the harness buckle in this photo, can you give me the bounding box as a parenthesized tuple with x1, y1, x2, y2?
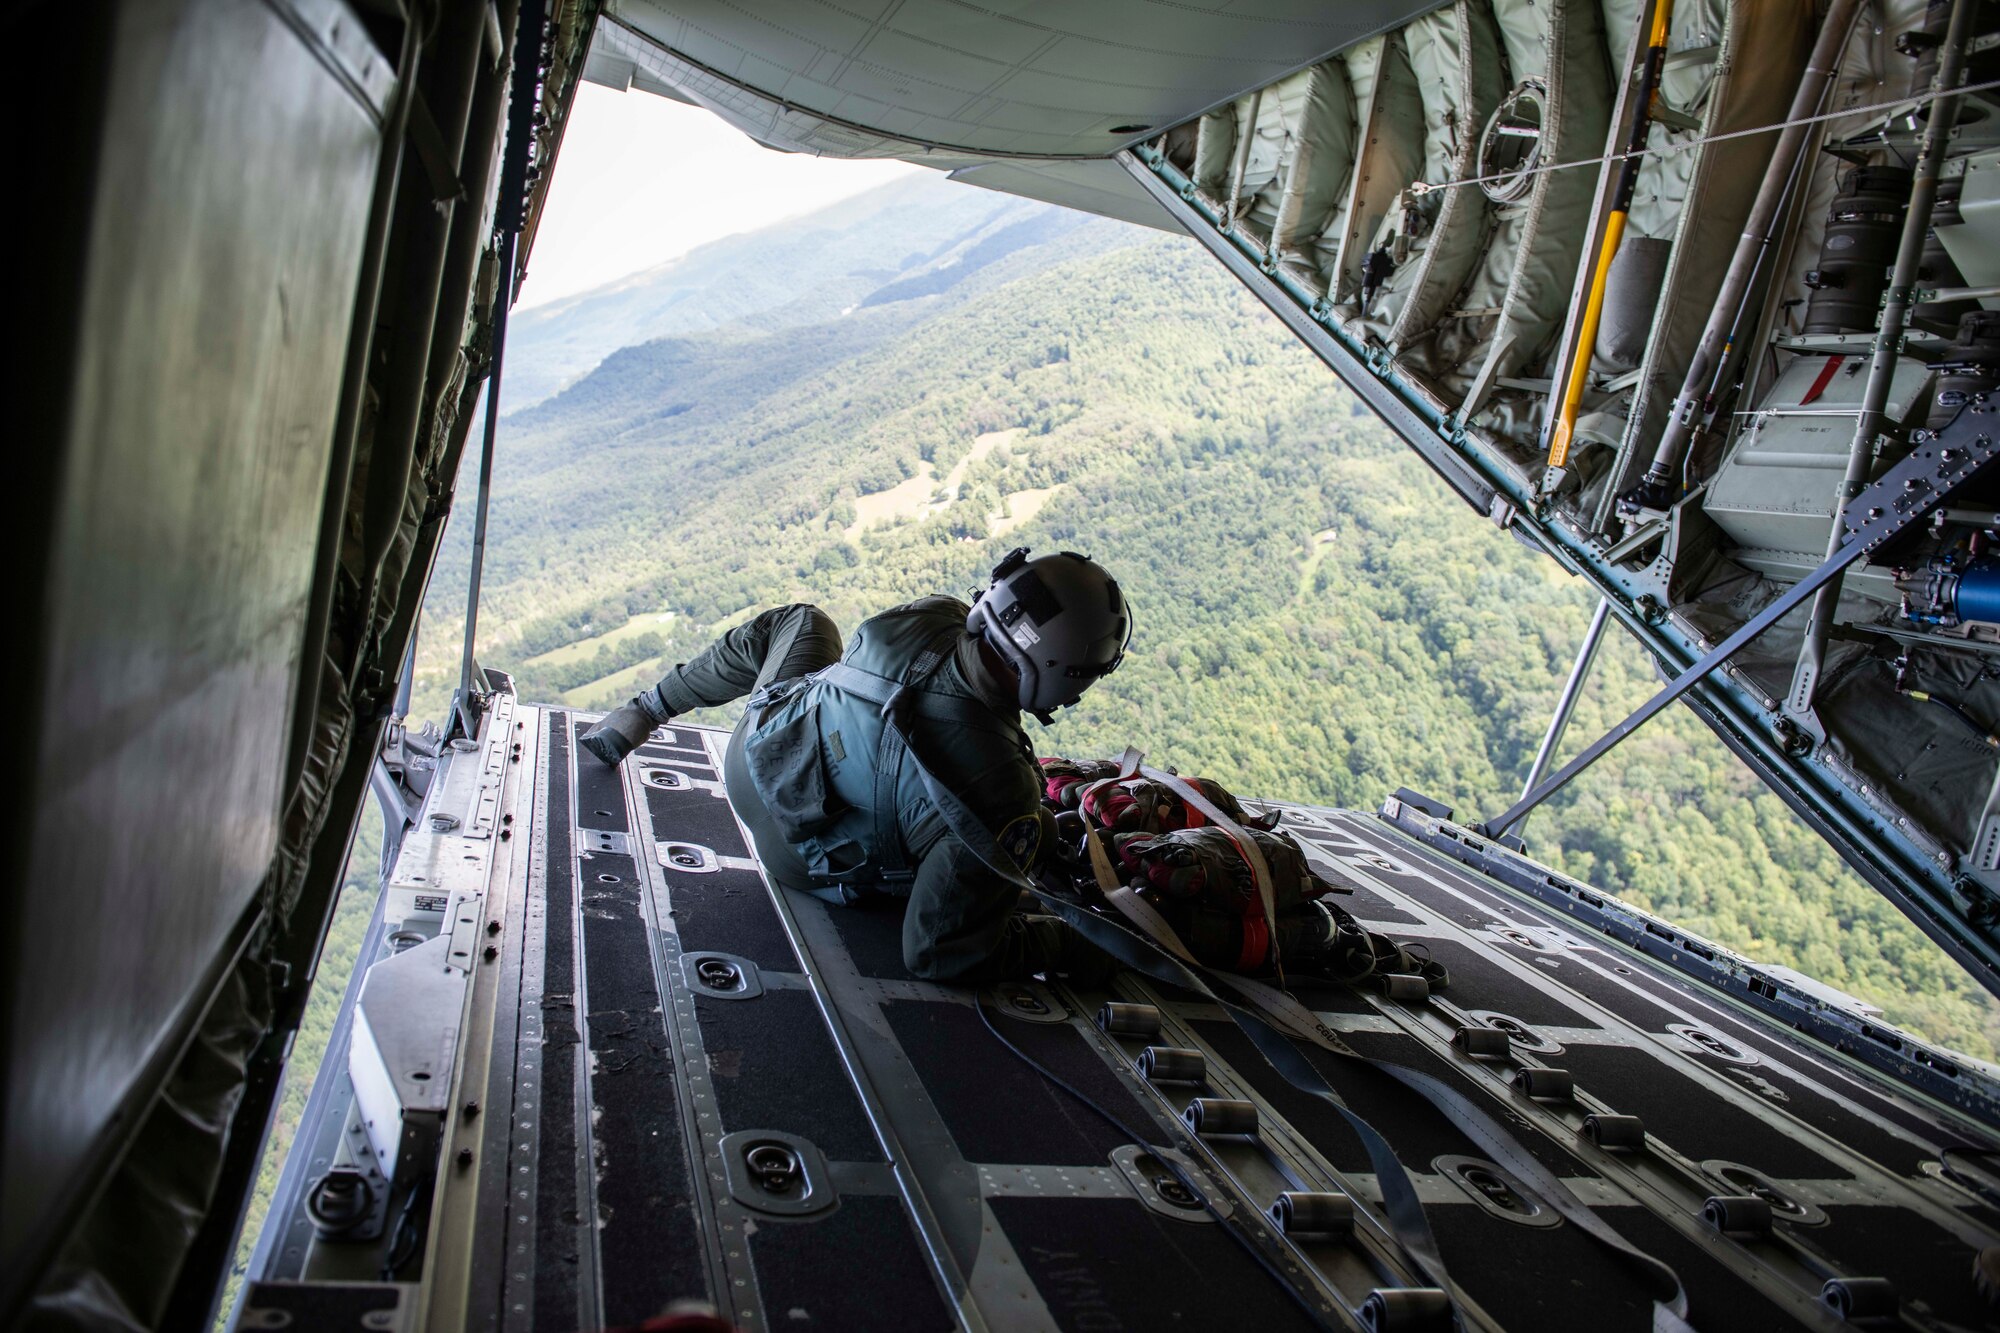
(747, 675, 806, 711)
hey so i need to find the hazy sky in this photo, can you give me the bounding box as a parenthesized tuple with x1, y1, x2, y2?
(517, 84, 926, 309)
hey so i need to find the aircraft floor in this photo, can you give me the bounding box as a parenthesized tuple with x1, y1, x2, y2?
(445, 709, 2000, 1331)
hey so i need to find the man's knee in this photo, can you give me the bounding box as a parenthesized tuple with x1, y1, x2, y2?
(771, 603, 844, 678)
(903, 914, 1054, 984)
(902, 918, 1003, 983)
(780, 602, 840, 641)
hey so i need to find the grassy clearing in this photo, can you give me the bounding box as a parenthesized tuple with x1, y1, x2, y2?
(555, 607, 759, 709)
(1296, 528, 1337, 601)
(561, 657, 663, 710)
(524, 610, 676, 669)
(710, 605, 762, 634)
(990, 485, 1056, 537)
(948, 427, 1016, 491)
(848, 468, 942, 535)
(848, 428, 1020, 537)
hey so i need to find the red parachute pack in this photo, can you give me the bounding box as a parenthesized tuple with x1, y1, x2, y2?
(1111, 826, 1346, 973)
(1037, 756, 1124, 810)
(1037, 756, 1279, 836)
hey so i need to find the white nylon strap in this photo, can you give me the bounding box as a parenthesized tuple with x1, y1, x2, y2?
(1087, 824, 1197, 961)
(1136, 764, 1283, 976)
(1105, 888, 1200, 966)
(1090, 827, 1354, 1060)
(1215, 971, 1359, 1060)
(1070, 743, 1146, 820)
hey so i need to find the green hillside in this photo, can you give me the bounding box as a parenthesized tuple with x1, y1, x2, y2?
(502, 175, 1061, 409)
(415, 178, 2000, 1059)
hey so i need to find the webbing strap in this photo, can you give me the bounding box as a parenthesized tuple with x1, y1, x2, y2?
(1094, 831, 1198, 969)
(884, 733, 1454, 1300)
(1044, 876, 1691, 1326)
(884, 725, 1691, 1321)
(1105, 886, 1195, 962)
(874, 720, 911, 880)
(1136, 762, 1283, 978)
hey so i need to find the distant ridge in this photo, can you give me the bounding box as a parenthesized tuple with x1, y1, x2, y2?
(502, 172, 1051, 411)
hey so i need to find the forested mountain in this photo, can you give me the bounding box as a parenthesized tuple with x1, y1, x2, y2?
(416, 175, 2000, 1059)
(502, 175, 1065, 409)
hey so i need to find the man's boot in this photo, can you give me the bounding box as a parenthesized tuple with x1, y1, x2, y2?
(580, 690, 669, 765)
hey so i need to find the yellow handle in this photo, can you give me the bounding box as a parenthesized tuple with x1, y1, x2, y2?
(1548, 209, 1627, 470)
(1547, 0, 1672, 472)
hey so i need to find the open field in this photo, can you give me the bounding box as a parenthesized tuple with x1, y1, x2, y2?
(524, 610, 676, 668)
(847, 428, 1019, 537)
(561, 657, 663, 709)
(990, 485, 1056, 537)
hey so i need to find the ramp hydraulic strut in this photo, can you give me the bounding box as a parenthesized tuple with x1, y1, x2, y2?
(1494, 599, 1612, 838)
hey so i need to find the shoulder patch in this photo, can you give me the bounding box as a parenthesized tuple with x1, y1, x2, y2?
(999, 813, 1043, 871)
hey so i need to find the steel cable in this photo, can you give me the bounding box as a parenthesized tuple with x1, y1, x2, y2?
(1412, 76, 2000, 199)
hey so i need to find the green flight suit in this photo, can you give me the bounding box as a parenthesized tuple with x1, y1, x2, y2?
(650, 599, 1082, 982)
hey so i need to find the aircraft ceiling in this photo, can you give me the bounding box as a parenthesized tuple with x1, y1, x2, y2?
(590, 0, 1444, 159)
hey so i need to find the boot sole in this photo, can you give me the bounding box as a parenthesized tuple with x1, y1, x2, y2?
(578, 730, 631, 766)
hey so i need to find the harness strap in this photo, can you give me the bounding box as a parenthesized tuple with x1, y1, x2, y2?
(818, 642, 1012, 882)
(1074, 751, 1284, 977)
(1136, 762, 1283, 981)
(879, 726, 1692, 1324)
(874, 719, 911, 880)
(818, 657, 1015, 732)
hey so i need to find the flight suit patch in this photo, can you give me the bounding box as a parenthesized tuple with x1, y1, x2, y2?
(999, 813, 1042, 870)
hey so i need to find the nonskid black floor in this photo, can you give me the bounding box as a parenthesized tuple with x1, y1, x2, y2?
(576, 845, 706, 1318)
(616, 722, 951, 1324)
(991, 1196, 1314, 1330)
(527, 720, 2000, 1332)
(885, 998, 1154, 1167)
(748, 1195, 955, 1332)
(694, 989, 882, 1162)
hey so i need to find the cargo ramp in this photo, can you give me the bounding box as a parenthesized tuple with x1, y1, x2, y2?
(237, 696, 2000, 1330)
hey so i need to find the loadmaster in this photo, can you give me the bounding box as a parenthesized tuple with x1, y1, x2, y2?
(582, 548, 1132, 982)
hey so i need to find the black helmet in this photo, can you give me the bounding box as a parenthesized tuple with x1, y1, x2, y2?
(967, 547, 1131, 723)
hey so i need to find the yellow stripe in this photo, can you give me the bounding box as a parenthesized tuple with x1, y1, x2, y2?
(1548, 209, 1627, 470)
(1648, 0, 1673, 50)
(1548, 0, 1670, 472)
